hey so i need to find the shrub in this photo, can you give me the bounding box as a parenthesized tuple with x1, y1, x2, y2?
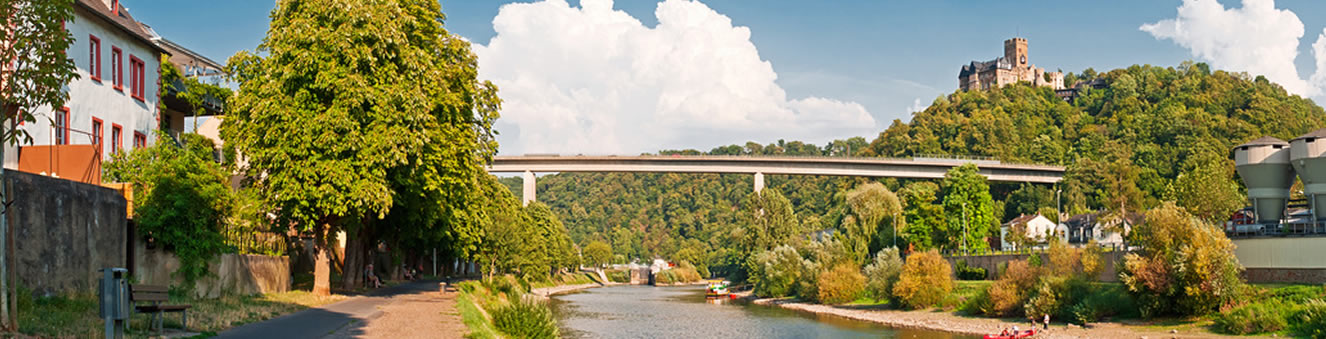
(986, 260, 1038, 316)
(654, 270, 678, 285)
(960, 288, 995, 316)
(892, 250, 952, 309)
(1292, 299, 1326, 338)
(863, 248, 903, 301)
(748, 245, 807, 298)
(955, 260, 987, 280)
(1213, 299, 1295, 335)
(1119, 203, 1244, 317)
(1273, 285, 1326, 303)
(606, 270, 629, 283)
(673, 261, 703, 283)
(816, 263, 866, 304)
(482, 275, 526, 301)
(491, 296, 559, 339)
(1080, 241, 1104, 279)
(1048, 241, 1081, 277)
(1070, 284, 1137, 324)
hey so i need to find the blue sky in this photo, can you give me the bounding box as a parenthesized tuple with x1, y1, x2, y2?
(127, 0, 1326, 155)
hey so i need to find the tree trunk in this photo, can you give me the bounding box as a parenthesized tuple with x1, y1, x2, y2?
(313, 243, 332, 296)
(340, 230, 363, 289)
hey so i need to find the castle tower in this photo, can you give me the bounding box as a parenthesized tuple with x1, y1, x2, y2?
(1004, 38, 1028, 67)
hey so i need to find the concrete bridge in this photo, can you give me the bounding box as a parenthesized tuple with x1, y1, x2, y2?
(487, 155, 1065, 205)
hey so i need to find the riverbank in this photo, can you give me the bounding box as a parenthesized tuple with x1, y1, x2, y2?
(531, 282, 609, 297)
(742, 292, 1256, 339)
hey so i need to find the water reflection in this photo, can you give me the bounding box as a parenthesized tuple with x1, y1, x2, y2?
(550, 285, 976, 339)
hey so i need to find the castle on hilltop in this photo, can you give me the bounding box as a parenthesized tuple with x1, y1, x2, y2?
(959, 38, 1064, 91)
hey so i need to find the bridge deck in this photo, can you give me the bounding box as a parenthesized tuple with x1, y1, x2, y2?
(487, 155, 1064, 183)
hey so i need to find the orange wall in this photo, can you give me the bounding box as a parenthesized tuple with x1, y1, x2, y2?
(17, 145, 101, 185)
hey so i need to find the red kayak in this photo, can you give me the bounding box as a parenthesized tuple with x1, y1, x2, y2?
(983, 328, 1036, 339)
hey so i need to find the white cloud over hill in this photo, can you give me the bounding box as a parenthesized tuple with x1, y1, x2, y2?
(1142, 0, 1326, 99)
(474, 0, 876, 155)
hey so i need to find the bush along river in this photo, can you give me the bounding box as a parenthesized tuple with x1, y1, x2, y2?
(550, 285, 977, 338)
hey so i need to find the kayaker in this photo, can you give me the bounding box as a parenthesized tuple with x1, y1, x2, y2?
(999, 328, 1010, 336)
(1012, 325, 1019, 334)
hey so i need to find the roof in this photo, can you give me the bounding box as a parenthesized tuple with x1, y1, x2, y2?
(1236, 136, 1290, 148)
(1002, 213, 1043, 226)
(75, 0, 168, 55)
(1292, 128, 1326, 142)
(959, 57, 1012, 78)
(157, 38, 225, 77)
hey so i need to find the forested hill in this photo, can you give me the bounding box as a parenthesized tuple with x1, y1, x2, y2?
(504, 62, 1326, 271)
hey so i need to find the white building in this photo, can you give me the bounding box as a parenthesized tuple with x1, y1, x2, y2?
(1000, 213, 1058, 250)
(5, 0, 219, 184)
(1056, 212, 1139, 247)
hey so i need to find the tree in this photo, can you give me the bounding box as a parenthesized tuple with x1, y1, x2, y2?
(940, 164, 997, 252)
(842, 182, 903, 262)
(104, 134, 233, 289)
(892, 250, 953, 309)
(862, 247, 903, 301)
(1119, 202, 1243, 317)
(1172, 148, 1243, 223)
(223, 0, 498, 294)
(900, 182, 942, 251)
(583, 241, 612, 269)
(738, 188, 799, 261)
(0, 0, 78, 329)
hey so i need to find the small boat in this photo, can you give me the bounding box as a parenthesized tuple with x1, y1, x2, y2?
(983, 328, 1036, 339)
(705, 280, 730, 298)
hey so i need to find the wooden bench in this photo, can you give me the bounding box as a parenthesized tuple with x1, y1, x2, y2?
(129, 284, 191, 335)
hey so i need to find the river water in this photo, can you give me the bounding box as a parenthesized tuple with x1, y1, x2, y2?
(550, 285, 977, 339)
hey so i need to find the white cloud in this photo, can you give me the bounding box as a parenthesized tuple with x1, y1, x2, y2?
(906, 97, 926, 114)
(1141, 0, 1326, 98)
(474, 0, 875, 155)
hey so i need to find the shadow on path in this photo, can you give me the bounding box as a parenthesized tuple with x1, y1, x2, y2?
(215, 280, 442, 339)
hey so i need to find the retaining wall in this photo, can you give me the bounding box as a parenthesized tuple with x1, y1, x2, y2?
(7, 170, 126, 296)
(134, 239, 290, 298)
(944, 251, 1127, 282)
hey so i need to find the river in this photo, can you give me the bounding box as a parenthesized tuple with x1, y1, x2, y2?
(550, 285, 978, 339)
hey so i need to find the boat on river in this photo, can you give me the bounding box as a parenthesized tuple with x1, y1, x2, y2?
(705, 280, 730, 298)
(983, 328, 1036, 339)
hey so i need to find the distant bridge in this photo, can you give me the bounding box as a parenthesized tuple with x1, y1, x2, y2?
(487, 155, 1065, 205)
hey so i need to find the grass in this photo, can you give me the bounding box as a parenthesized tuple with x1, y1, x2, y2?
(457, 289, 500, 339)
(529, 272, 599, 290)
(14, 287, 346, 338)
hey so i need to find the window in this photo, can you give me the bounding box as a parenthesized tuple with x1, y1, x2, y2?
(88, 35, 101, 81)
(111, 47, 122, 91)
(55, 107, 69, 145)
(92, 118, 103, 154)
(111, 124, 122, 153)
(129, 56, 145, 101)
(133, 132, 146, 149)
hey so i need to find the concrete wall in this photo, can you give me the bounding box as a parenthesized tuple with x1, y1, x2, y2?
(944, 251, 1127, 282)
(134, 239, 290, 299)
(1234, 237, 1326, 283)
(7, 170, 127, 296)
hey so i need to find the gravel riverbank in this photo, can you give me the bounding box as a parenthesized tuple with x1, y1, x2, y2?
(741, 292, 1256, 339)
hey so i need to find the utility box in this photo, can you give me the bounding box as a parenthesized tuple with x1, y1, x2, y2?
(99, 267, 128, 339)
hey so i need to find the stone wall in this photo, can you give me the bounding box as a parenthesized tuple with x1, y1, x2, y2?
(944, 251, 1127, 282)
(7, 170, 127, 296)
(135, 239, 290, 298)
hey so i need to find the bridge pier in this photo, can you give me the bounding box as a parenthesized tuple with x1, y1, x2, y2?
(522, 170, 536, 206)
(754, 172, 764, 194)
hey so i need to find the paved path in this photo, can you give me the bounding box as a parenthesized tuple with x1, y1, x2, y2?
(216, 280, 455, 339)
(330, 281, 465, 338)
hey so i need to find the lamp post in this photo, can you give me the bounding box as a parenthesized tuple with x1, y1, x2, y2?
(962, 202, 969, 256)
(1056, 188, 1062, 224)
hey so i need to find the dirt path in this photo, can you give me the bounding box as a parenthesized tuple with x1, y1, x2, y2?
(328, 281, 467, 339)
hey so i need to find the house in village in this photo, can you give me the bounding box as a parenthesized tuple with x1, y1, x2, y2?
(999, 213, 1058, 250)
(1056, 211, 1143, 247)
(4, 0, 221, 184)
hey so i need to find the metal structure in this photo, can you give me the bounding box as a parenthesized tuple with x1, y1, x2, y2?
(1234, 136, 1296, 223)
(1291, 129, 1326, 222)
(99, 268, 129, 339)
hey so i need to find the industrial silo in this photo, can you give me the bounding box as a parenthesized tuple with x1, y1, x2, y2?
(1234, 136, 1295, 224)
(1291, 129, 1326, 221)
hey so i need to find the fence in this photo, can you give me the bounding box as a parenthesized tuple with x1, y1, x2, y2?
(221, 227, 288, 256)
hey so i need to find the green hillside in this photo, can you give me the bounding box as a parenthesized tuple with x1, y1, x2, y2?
(511, 62, 1326, 275)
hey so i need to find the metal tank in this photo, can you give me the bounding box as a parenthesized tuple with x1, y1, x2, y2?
(1291, 129, 1326, 221)
(1234, 136, 1295, 223)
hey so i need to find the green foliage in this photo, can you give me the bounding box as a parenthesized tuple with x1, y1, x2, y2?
(0, 0, 79, 146)
(863, 248, 903, 301)
(1213, 299, 1294, 335)
(491, 297, 558, 339)
(740, 188, 801, 260)
(472, 178, 578, 280)
(987, 260, 1038, 316)
(748, 245, 806, 298)
(816, 263, 866, 304)
(104, 134, 232, 287)
(892, 250, 953, 309)
(656, 262, 702, 285)
(1292, 299, 1326, 338)
(842, 182, 903, 262)
(583, 241, 613, 269)
(899, 182, 942, 251)
(605, 270, 629, 283)
(940, 164, 997, 252)
(158, 56, 231, 131)
(1119, 202, 1243, 317)
(955, 260, 987, 280)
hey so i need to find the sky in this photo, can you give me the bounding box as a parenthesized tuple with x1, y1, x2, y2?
(126, 0, 1326, 155)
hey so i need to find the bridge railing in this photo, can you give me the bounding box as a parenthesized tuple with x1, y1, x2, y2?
(509, 153, 1064, 169)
